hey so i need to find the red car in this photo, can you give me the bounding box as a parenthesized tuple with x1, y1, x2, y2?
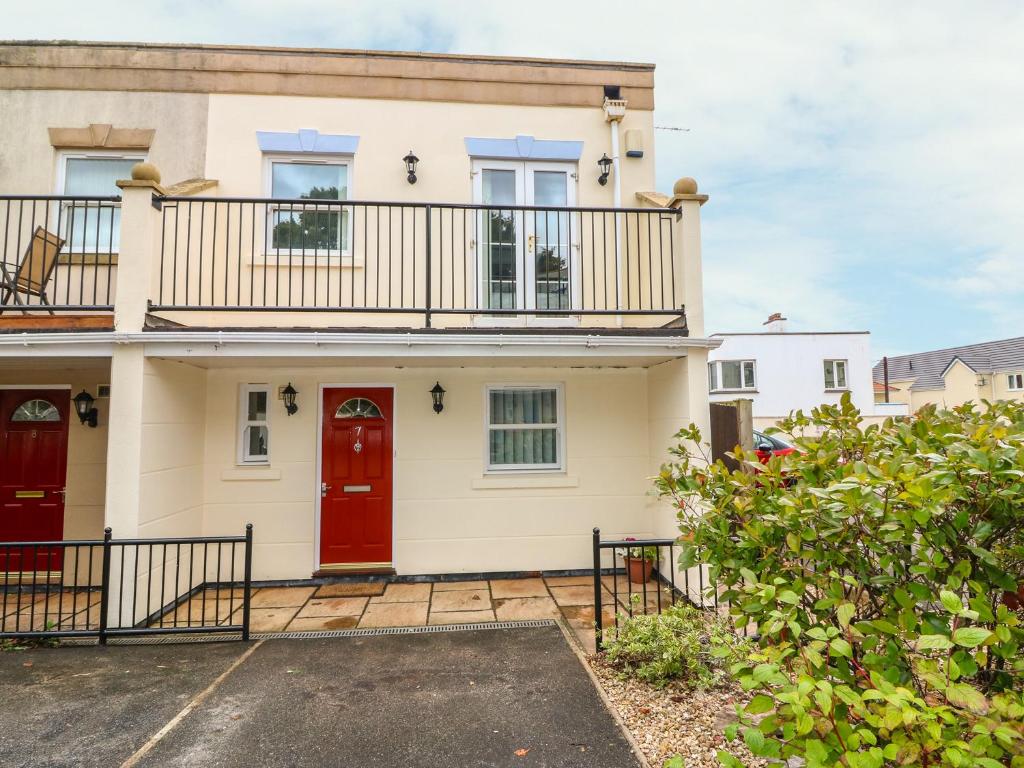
(753, 430, 798, 464)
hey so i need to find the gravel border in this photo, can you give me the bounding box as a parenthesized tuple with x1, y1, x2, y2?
(587, 655, 766, 768)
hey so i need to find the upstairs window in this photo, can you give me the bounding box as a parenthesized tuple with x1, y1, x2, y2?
(824, 359, 849, 390)
(59, 152, 143, 252)
(1009, 373, 1024, 391)
(709, 360, 756, 392)
(238, 384, 270, 464)
(267, 158, 349, 255)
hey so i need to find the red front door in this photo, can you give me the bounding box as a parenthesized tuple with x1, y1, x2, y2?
(0, 390, 70, 575)
(320, 387, 393, 570)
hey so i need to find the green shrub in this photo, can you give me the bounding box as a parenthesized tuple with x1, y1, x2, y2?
(604, 602, 749, 688)
(656, 396, 1024, 768)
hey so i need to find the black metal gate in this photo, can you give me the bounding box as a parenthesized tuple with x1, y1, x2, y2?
(1, 525, 252, 643)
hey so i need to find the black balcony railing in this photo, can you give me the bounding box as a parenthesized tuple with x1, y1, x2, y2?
(151, 197, 683, 325)
(0, 195, 119, 313)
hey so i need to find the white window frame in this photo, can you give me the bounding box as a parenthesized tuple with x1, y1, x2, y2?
(262, 153, 354, 261)
(1008, 373, 1024, 391)
(708, 360, 757, 393)
(238, 383, 271, 465)
(54, 149, 146, 254)
(484, 383, 566, 474)
(824, 359, 849, 391)
(470, 159, 580, 326)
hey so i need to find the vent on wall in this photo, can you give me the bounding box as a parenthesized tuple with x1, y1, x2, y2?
(97, 385, 111, 398)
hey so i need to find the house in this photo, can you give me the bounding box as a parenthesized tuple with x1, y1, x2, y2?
(0, 41, 713, 586)
(708, 313, 908, 431)
(872, 336, 1024, 411)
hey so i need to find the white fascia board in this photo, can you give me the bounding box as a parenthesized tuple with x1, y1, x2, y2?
(131, 331, 721, 359)
(0, 330, 722, 359)
(0, 331, 116, 357)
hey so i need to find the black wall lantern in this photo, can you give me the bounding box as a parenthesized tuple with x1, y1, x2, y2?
(282, 383, 299, 416)
(430, 381, 445, 414)
(403, 150, 419, 184)
(72, 390, 98, 428)
(597, 153, 613, 186)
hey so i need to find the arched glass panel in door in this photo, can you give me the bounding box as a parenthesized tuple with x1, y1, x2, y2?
(10, 399, 61, 422)
(335, 398, 382, 419)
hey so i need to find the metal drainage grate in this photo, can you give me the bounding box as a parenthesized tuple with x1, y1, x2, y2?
(58, 620, 558, 646)
(257, 620, 558, 640)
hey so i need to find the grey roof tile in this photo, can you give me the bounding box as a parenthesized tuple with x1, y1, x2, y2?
(872, 336, 1024, 391)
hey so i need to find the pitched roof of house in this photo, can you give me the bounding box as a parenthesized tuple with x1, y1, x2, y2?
(872, 336, 1024, 391)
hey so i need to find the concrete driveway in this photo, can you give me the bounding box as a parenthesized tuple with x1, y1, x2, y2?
(0, 624, 641, 767)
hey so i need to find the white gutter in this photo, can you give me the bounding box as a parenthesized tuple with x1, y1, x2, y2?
(0, 329, 723, 358)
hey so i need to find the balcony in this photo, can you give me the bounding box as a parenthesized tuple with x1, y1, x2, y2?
(0, 195, 118, 325)
(149, 196, 687, 330)
(0, 189, 700, 333)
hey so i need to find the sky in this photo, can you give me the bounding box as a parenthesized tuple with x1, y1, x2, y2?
(2, 0, 1021, 357)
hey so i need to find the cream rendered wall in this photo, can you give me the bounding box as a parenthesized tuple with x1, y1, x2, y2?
(992, 371, 1024, 403)
(0, 367, 109, 540)
(0, 90, 209, 192)
(909, 361, 981, 410)
(203, 94, 654, 204)
(198, 364, 667, 580)
(138, 359, 207, 538)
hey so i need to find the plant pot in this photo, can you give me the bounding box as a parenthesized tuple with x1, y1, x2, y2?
(625, 557, 654, 585)
(1002, 583, 1024, 610)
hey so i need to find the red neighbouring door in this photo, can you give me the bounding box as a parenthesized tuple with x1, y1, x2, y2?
(0, 390, 70, 575)
(320, 387, 394, 570)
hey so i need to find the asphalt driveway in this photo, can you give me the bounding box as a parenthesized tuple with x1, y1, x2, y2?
(0, 625, 641, 767)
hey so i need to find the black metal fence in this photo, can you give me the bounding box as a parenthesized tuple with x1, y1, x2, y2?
(0, 525, 252, 643)
(151, 197, 683, 325)
(591, 527, 742, 651)
(0, 195, 120, 312)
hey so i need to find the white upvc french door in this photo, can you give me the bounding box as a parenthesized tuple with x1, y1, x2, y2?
(472, 160, 577, 315)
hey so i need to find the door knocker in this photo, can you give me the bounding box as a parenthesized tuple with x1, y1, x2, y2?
(353, 425, 363, 454)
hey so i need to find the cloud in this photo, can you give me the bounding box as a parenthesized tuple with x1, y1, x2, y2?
(1, 0, 1021, 351)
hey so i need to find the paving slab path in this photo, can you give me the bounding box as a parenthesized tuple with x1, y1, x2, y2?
(0, 625, 642, 768)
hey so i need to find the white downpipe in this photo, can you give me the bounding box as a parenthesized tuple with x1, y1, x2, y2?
(610, 119, 624, 320)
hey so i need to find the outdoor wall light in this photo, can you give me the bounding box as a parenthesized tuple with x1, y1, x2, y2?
(282, 382, 299, 416)
(403, 151, 419, 184)
(597, 153, 613, 186)
(72, 390, 98, 428)
(430, 381, 446, 414)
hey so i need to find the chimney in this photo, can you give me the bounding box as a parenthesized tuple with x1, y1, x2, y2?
(763, 312, 788, 333)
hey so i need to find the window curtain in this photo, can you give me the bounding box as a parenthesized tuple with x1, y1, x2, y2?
(489, 389, 558, 466)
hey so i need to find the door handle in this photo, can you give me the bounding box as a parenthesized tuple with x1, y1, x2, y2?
(527, 234, 535, 253)
(321, 482, 332, 497)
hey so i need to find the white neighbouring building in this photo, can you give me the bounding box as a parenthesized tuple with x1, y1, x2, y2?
(708, 314, 908, 432)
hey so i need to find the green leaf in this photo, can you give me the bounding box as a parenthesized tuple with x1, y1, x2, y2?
(916, 633, 954, 651)
(777, 590, 800, 605)
(945, 683, 990, 714)
(837, 602, 856, 627)
(744, 695, 774, 715)
(742, 728, 766, 754)
(830, 638, 853, 658)
(952, 627, 993, 648)
(940, 590, 963, 614)
(716, 749, 745, 768)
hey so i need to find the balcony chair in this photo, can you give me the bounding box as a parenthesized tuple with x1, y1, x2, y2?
(0, 226, 64, 314)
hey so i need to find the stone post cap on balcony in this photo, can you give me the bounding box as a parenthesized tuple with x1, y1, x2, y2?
(116, 162, 166, 193)
(668, 176, 709, 207)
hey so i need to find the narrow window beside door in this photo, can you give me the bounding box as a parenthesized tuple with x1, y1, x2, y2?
(238, 384, 270, 464)
(486, 385, 564, 472)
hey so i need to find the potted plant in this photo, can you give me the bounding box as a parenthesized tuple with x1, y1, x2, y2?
(622, 538, 659, 584)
